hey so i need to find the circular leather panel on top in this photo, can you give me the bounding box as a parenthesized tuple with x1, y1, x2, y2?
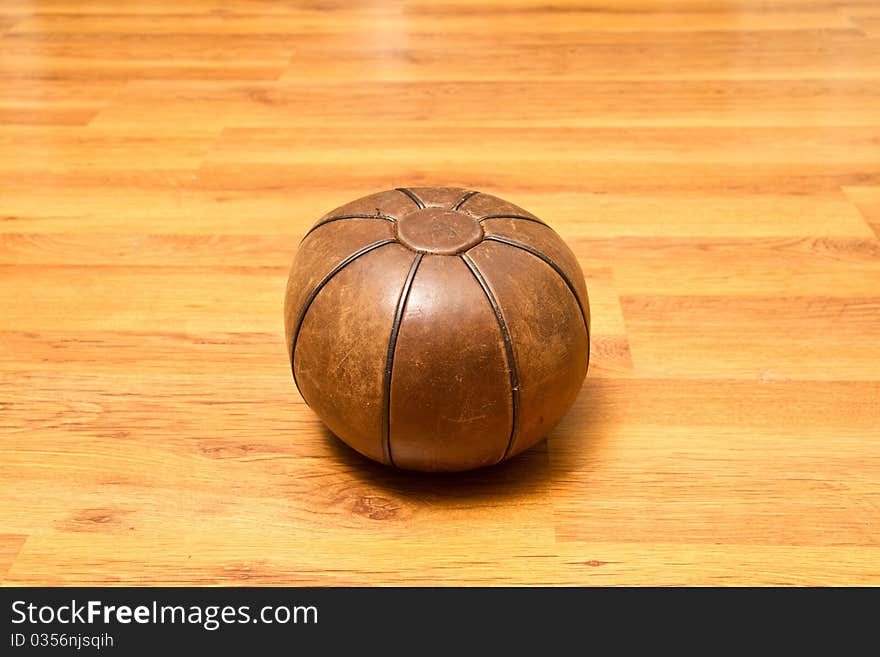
(396, 208, 483, 255)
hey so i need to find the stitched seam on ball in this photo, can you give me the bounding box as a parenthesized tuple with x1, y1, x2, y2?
(289, 239, 399, 398)
(383, 253, 424, 467)
(301, 214, 397, 242)
(452, 190, 480, 211)
(395, 187, 426, 209)
(478, 213, 547, 227)
(482, 235, 591, 373)
(460, 253, 520, 464)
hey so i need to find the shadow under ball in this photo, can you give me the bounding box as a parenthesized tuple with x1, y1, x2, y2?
(284, 187, 591, 472)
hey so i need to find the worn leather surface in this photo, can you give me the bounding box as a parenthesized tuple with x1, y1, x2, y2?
(294, 243, 414, 464)
(284, 187, 590, 472)
(389, 254, 512, 470)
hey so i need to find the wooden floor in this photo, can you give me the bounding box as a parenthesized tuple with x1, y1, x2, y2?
(2, 0, 879, 586)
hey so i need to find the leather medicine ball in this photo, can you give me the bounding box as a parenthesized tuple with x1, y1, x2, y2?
(284, 187, 590, 472)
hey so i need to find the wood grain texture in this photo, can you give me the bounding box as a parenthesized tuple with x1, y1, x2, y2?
(1, 0, 879, 586)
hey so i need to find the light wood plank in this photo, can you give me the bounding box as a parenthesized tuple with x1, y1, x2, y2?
(90, 80, 880, 129)
(0, 127, 218, 170)
(1, 0, 879, 586)
(259, 30, 880, 81)
(6, 10, 854, 35)
(846, 13, 880, 37)
(0, 535, 27, 584)
(550, 378, 880, 546)
(0, 80, 121, 125)
(575, 237, 880, 296)
(552, 543, 880, 586)
(621, 295, 880, 379)
(1, 186, 872, 237)
(844, 186, 880, 236)
(0, 264, 287, 332)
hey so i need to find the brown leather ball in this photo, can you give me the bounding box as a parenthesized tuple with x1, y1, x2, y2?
(284, 187, 590, 472)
